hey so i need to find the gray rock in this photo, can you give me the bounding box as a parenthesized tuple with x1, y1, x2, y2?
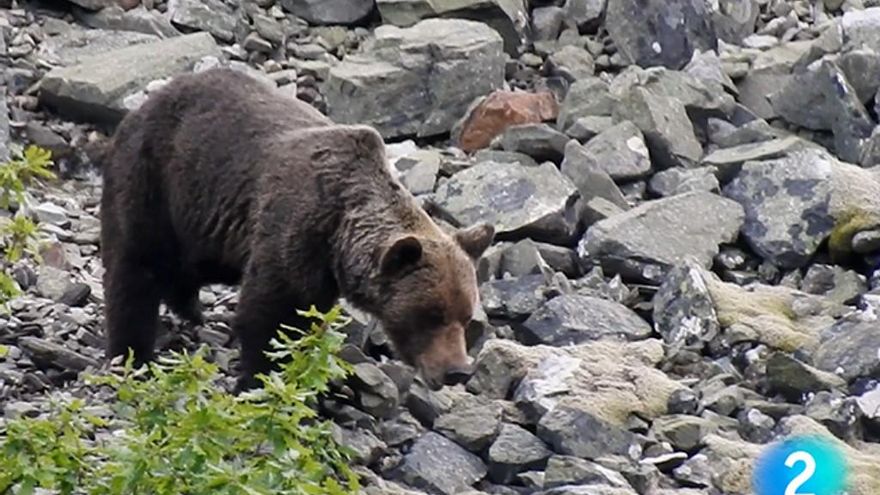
(653, 261, 720, 354)
(684, 48, 737, 95)
(813, 319, 880, 381)
(702, 136, 803, 182)
(498, 124, 571, 162)
(33, 202, 70, 227)
(547, 45, 595, 81)
(0, 95, 8, 162)
(737, 407, 776, 444)
(375, 0, 529, 56)
(563, 0, 606, 31)
(323, 19, 505, 139)
(395, 151, 440, 195)
(282, 0, 374, 25)
(769, 59, 874, 163)
(801, 264, 866, 304)
(481, 274, 551, 319)
(709, 118, 786, 148)
(648, 167, 719, 197)
(339, 427, 388, 465)
(168, 0, 235, 42)
(605, 0, 717, 70)
(517, 294, 652, 346)
(432, 161, 579, 245)
(36, 266, 75, 301)
(837, 49, 880, 105)
(856, 386, 880, 421)
(351, 362, 400, 419)
(651, 415, 712, 451)
(579, 192, 744, 283)
(36, 28, 160, 67)
(532, 6, 565, 42)
(543, 455, 631, 489)
(711, 0, 759, 44)
(672, 452, 713, 487)
(612, 86, 702, 169)
(852, 229, 880, 254)
(498, 239, 553, 278)
(565, 116, 614, 142)
(434, 401, 503, 452)
(77, 6, 182, 38)
(487, 424, 552, 484)
(803, 391, 863, 441)
(537, 405, 639, 460)
(841, 7, 880, 53)
(561, 121, 651, 181)
(18, 337, 100, 372)
(766, 352, 846, 401)
(556, 77, 616, 132)
(38, 32, 221, 124)
(722, 149, 834, 269)
(394, 431, 487, 494)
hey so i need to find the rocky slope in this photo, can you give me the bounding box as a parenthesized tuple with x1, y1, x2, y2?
(2, 0, 880, 494)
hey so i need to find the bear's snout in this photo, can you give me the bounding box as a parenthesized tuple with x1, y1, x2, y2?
(414, 323, 472, 391)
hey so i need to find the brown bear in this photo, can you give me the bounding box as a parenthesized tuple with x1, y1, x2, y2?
(99, 68, 494, 392)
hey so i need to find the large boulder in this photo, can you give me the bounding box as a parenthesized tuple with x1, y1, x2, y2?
(579, 191, 744, 283)
(37, 32, 221, 124)
(376, 0, 529, 55)
(723, 148, 880, 268)
(323, 19, 505, 139)
(604, 0, 717, 70)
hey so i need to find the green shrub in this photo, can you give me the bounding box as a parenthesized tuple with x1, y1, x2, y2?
(0, 144, 56, 308)
(0, 306, 361, 495)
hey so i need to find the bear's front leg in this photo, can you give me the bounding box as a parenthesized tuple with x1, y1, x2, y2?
(103, 257, 162, 366)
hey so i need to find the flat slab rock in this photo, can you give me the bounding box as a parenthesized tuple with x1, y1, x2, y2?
(517, 293, 652, 346)
(432, 161, 579, 244)
(578, 191, 744, 283)
(38, 32, 222, 124)
(393, 431, 487, 494)
(323, 18, 505, 139)
(376, 0, 529, 55)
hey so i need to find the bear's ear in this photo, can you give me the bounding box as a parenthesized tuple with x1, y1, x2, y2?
(455, 223, 495, 261)
(380, 235, 423, 275)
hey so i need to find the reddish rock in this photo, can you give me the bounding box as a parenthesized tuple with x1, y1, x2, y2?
(456, 90, 559, 152)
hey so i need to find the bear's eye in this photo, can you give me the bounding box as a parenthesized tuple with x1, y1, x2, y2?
(421, 307, 446, 327)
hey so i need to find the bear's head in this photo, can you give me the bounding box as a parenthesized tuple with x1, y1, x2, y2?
(375, 223, 494, 390)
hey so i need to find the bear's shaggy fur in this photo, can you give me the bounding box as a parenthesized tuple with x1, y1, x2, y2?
(99, 68, 494, 391)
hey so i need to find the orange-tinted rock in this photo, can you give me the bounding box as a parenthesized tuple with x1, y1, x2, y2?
(456, 90, 559, 152)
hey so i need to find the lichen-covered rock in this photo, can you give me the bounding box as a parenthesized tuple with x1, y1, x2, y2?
(470, 338, 686, 428)
(702, 416, 880, 494)
(579, 191, 744, 283)
(654, 263, 849, 357)
(323, 19, 505, 139)
(723, 148, 880, 269)
(432, 161, 579, 245)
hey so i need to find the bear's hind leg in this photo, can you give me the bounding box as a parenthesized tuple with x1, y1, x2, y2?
(104, 258, 162, 366)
